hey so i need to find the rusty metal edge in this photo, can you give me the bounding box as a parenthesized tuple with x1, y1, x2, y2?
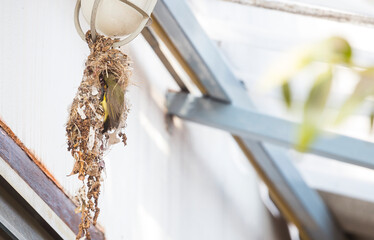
(0, 120, 105, 240)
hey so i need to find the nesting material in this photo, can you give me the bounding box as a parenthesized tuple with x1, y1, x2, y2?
(66, 31, 131, 240)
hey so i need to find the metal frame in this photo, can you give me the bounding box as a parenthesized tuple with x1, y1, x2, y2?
(0, 176, 60, 240)
(167, 92, 374, 170)
(144, 0, 353, 239)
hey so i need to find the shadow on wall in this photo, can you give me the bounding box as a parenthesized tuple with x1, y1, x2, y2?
(99, 37, 289, 240)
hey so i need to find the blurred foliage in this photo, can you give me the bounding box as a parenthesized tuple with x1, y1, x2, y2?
(336, 68, 374, 124)
(298, 67, 333, 151)
(262, 36, 374, 151)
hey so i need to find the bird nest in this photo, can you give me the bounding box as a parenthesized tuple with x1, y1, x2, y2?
(66, 31, 131, 239)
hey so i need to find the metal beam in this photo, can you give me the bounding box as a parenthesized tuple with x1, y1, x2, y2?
(236, 139, 345, 240)
(153, 0, 233, 103)
(167, 92, 374, 170)
(142, 27, 188, 92)
(152, 1, 347, 239)
(0, 179, 57, 240)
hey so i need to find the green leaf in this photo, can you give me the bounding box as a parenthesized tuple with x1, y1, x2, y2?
(336, 68, 374, 124)
(281, 82, 292, 108)
(297, 121, 319, 152)
(312, 36, 352, 64)
(297, 67, 333, 151)
(304, 68, 333, 114)
(258, 36, 352, 151)
(260, 36, 351, 92)
(259, 46, 314, 90)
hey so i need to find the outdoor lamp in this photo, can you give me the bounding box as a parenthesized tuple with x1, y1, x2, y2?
(74, 0, 157, 47)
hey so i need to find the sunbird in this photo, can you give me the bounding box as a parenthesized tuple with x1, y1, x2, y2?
(101, 73, 124, 132)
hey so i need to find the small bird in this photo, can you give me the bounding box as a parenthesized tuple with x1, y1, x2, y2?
(101, 73, 124, 132)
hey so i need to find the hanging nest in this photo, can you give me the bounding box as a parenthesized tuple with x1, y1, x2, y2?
(66, 31, 131, 240)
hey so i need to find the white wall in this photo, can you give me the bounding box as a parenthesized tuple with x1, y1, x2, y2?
(0, 0, 281, 239)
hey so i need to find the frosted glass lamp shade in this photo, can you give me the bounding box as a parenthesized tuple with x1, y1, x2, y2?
(81, 0, 157, 37)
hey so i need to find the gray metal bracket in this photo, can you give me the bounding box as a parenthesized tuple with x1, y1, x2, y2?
(149, 0, 349, 239)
